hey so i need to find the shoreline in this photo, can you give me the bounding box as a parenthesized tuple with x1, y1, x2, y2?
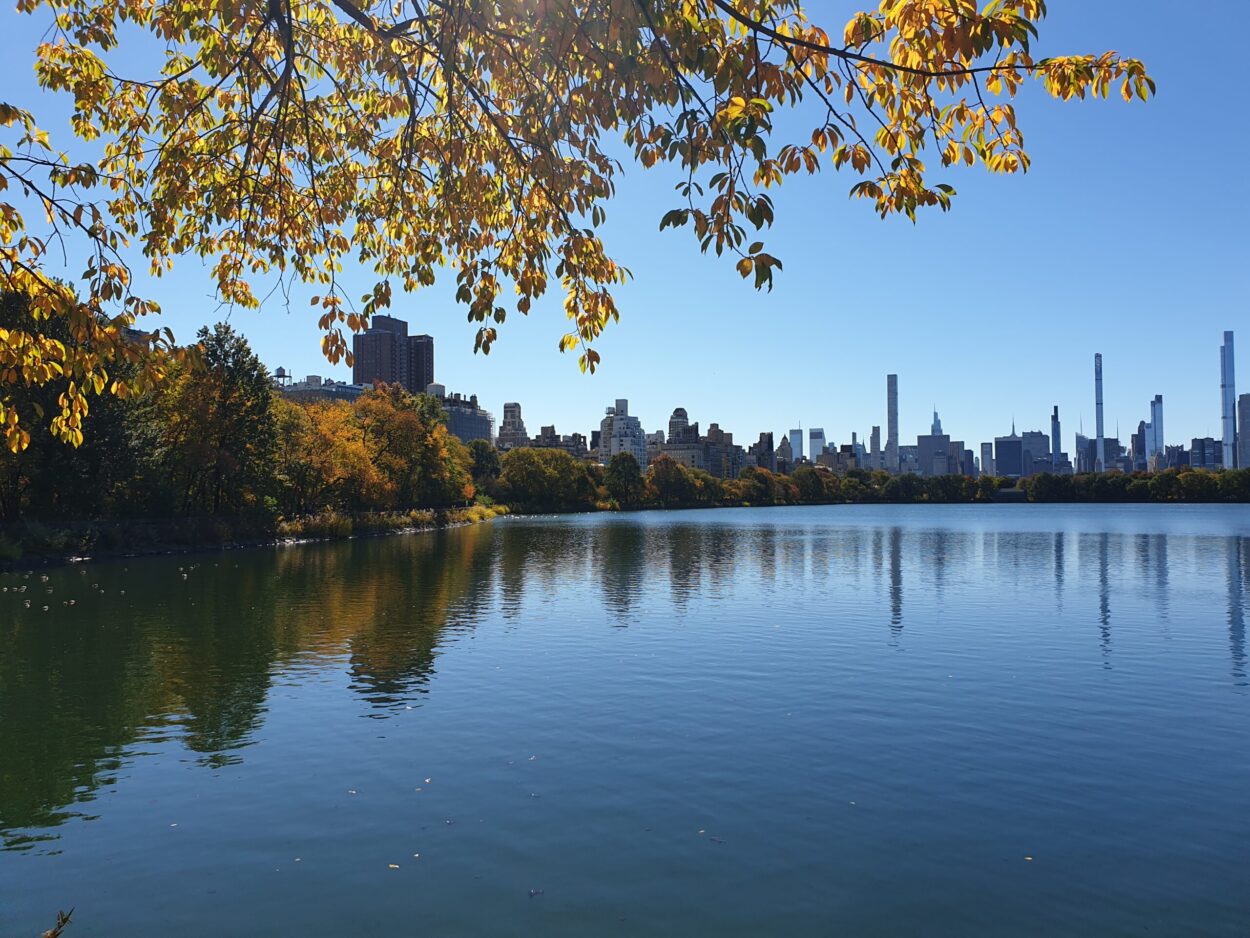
(0, 505, 508, 571)
(5, 493, 1247, 570)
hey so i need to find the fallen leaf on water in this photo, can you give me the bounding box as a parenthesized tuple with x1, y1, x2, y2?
(388, 864, 400, 869)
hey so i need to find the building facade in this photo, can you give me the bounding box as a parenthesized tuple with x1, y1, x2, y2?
(886, 374, 899, 472)
(351, 314, 435, 394)
(603, 399, 645, 465)
(497, 402, 529, 450)
(1221, 331, 1236, 468)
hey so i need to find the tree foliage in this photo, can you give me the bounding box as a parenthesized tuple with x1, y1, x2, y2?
(1, 0, 1152, 449)
(0, 323, 478, 520)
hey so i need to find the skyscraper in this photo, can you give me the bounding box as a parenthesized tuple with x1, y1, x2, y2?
(408, 333, 435, 392)
(351, 314, 435, 393)
(809, 428, 827, 461)
(886, 374, 899, 473)
(668, 407, 690, 441)
(870, 426, 881, 470)
(931, 410, 942, 435)
(497, 402, 529, 450)
(1094, 353, 1106, 473)
(1051, 406, 1062, 468)
(603, 399, 645, 465)
(1221, 331, 1236, 468)
(995, 424, 1023, 477)
(1239, 394, 1250, 471)
(980, 441, 995, 477)
(352, 314, 409, 387)
(1147, 394, 1164, 468)
(789, 428, 804, 463)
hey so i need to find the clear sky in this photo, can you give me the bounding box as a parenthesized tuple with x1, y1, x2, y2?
(2, 1, 1246, 453)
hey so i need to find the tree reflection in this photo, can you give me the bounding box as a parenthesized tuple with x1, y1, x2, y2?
(0, 523, 497, 850)
(5, 514, 1248, 852)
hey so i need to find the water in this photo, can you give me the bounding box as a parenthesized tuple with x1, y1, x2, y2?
(1, 504, 1248, 936)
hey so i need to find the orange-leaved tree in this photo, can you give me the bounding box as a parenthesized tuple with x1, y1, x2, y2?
(1, 0, 1152, 450)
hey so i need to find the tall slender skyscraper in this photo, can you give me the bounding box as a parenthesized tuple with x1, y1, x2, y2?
(886, 374, 899, 473)
(1221, 331, 1236, 468)
(1051, 406, 1062, 468)
(1094, 354, 1106, 473)
(1150, 394, 1164, 461)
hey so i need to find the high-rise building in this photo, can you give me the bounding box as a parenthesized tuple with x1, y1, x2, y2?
(789, 428, 804, 463)
(915, 430, 951, 476)
(1095, 353, 1106, 473)
(1239, 394, 1250, 471)
(1074, 432, 1091, 473)
(1132, 420, 1148, 471)
(775, 434, 794, 473)
(351, 314, 435, 394)
(809, 428, 827, 461)
(408, 333, 435, 392)
(352, 314, 408, 387)
(1020, 430, 1051, 476)
(1146, 394, 1165, 469)
(1222, 331, 1236, 468)
(870, 426, 881, 470)
(995, 425, 1024, 478)
(886, 374, 899, 472)
(749, 432, 776, 473)
(603, 399, 645, 465)
(1051, 406, 1062, 468)
(429, 388, 494, 444)
(930, 410, 943, 435)
(668, 407, 690, 441)
(1191, 437, 1223, 471)
(497, 402, 529, 450)
(980, 442, 995, 477)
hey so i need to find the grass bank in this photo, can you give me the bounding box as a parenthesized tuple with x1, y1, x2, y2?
(0, 505, 508, 568)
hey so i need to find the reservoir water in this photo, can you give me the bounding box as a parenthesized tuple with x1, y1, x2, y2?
(2, 504, 1248, 936)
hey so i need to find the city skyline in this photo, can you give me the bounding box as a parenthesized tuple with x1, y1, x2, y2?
(307, 316, 1241, 472)
(1, 2, 1245, 453)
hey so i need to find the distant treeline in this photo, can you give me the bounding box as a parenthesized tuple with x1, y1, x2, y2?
(0, 315, 499, 557)
(486, 450, 1250, 512)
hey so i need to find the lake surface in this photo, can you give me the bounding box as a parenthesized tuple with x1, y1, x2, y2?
(2, 504, 1248, 936)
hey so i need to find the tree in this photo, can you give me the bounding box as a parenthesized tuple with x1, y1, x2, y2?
(646, 455, 698, 508)
(0, 290, 140, 519)
(467, 439, 502, 496)
(790, 465, 825, 503)
(355, 384, 474, 509)
(135, 323, 278, 516)
(273, 397, 392, 513)
(498, 447, 597, 512)
(1, 1, 1152, 449)
(605, 452, 645, 508)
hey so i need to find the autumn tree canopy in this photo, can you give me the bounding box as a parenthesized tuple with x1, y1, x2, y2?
(1, 0, 1152, 449)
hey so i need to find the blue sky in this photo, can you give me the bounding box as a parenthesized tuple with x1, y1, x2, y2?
(2, 1, 1246, 452)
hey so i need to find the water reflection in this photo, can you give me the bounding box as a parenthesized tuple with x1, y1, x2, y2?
(889, 527, 903, 634)
(2, 511, 1247, 852)
(1230, 538, 1247, 687)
